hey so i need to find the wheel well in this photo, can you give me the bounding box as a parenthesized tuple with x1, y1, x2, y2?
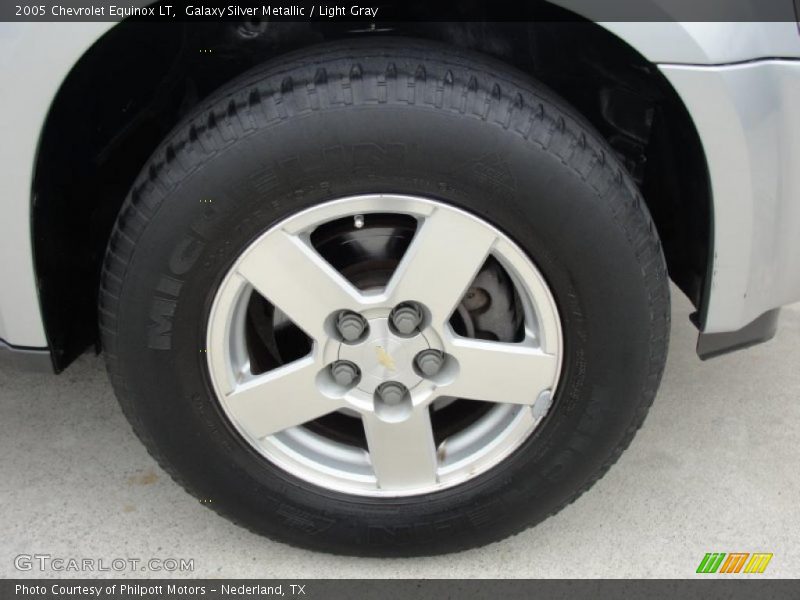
(33, 12, 711, 371)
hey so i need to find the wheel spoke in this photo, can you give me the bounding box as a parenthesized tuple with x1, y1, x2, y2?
(362, 409, 438, 490)
(237, 229, 363, 341)
(386, 208, 497, 326)
(443, 338, 558, 405)
(224, 357, 340, 439)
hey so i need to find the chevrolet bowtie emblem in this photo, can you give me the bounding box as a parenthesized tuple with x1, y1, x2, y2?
(375, 346, 396, 371)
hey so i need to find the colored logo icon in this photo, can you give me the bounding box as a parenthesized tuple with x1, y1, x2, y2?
(696, 552, 773, 574)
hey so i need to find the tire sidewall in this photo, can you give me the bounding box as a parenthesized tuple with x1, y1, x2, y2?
(107, 49, 667, 555)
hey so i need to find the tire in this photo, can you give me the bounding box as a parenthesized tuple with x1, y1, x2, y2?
(99, 38, 669, 556)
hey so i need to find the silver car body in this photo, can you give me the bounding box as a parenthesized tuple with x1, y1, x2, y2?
(1, 16, 800, 355)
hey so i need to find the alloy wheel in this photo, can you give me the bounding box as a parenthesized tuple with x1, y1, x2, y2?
(206, 194, 562, 496)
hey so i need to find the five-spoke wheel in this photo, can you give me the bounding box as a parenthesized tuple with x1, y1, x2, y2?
(206, 195, 562, 495)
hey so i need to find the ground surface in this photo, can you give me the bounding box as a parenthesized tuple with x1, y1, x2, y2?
(1, 289, 798, 578)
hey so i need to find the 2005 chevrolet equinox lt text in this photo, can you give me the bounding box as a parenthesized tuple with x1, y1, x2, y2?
(2, 1, 799, 556)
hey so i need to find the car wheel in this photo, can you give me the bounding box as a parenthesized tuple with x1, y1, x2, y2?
(99, 38, 669, 556)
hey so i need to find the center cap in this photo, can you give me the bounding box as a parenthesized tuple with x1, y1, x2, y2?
(337, 317, 430, 394)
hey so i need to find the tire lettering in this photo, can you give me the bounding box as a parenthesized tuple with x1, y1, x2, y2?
(147, 232, 206, 350)
(148, 298, 176, 350)
(168, 235, 205, 276)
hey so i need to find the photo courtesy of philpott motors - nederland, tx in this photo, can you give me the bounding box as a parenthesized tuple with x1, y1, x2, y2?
(185, 4, 380, 18)
(15, 583, 230, 597)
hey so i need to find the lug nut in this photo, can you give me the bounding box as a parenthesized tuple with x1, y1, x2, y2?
(415, 349, 445, 377)
(336, 311, 367, 342)
(375, 381, 408, 406)
(330, 361, 360, 387)
(390, 302, 423, 336)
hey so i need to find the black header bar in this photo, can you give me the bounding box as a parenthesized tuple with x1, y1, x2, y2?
(2, 0, 800, 22)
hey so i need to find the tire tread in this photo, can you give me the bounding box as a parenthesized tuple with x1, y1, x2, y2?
(99, 37, 670, 556)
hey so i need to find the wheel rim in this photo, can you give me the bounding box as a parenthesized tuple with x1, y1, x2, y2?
(206, 194, 563, 496)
